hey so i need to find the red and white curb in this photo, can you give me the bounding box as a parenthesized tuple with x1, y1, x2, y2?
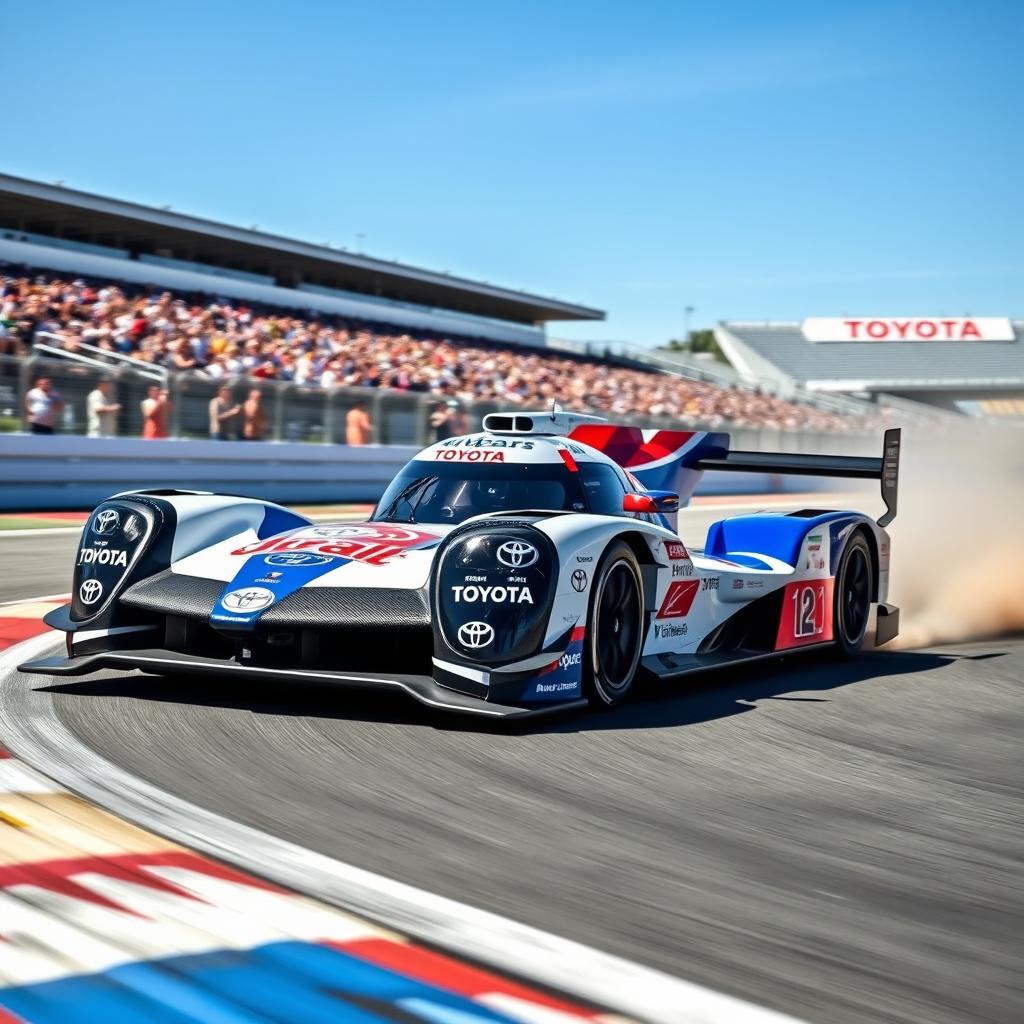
(0, 600, 807, 1024)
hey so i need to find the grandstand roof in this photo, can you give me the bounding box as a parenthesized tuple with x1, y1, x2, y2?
(0, 173, 603, 327)
(717, 321, 1024, 392)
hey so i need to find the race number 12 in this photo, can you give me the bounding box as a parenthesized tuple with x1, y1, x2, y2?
(776, 579, 834, 650)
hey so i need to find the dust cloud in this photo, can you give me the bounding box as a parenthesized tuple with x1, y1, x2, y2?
(881, 423, 1024, 649)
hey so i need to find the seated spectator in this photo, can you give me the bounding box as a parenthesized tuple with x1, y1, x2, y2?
(0, 268, 882, 435)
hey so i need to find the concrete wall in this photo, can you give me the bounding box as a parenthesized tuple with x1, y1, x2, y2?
(0, 434, 839, 511)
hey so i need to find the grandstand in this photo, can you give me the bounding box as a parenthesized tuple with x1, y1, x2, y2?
(716, 318, 1024, 416)
(0, 173, 603, 348)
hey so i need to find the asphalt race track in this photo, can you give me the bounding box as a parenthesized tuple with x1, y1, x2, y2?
(1, 521, 1020, 1024)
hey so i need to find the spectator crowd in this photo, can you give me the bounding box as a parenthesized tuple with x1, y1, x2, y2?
(1, 269, 876, 433)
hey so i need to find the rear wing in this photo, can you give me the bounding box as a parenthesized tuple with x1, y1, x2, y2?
(694, 428, 901, 527)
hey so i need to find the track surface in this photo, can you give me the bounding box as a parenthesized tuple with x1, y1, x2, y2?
(1, 522, 1020, 1024)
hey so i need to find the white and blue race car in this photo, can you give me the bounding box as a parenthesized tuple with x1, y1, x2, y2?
(23, 411, 901, 718)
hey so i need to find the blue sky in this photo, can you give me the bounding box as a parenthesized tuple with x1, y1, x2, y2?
(5, 1, 1021, 345)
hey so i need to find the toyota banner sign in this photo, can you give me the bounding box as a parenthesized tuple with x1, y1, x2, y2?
(801, 317, 1015, 343)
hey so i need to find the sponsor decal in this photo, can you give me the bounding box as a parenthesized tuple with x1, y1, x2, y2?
(808, 534, 822, 552)
(575, 554, 593, 563)
(775, 579, 835, 650)
(441, 436, 535, 450)
(452, 584, 533, 604)
(571, 569, 588, 592)
(458, 620, 494, 648)
(807, 555, 826, 571)
(558, 651, 582, 670)
(664, 541, 689, 560)
(434, 449, 505, 463)
(701, 576, 719, 591)
(221, 587, 275, 611)
(657, 579, 700, 619)
(234, 523, 436, 567)
(672, 562, 694, 578)
(732, 579, 745, 590)
(77, 547, 128, 567)
(309, 524, 424, 541)
(122, 513, 143, 542)
(264, 552, 332, 567)
(253, 571, 284, 584)
(880, 542, 890, 557)
(463, 573, 488, 582)
(496, 540, 539, 568)
(78, 578, 104, 605)
(654, 622, 688, 639)
(746, 578, 765, 589)
(91, 508, 120, 536)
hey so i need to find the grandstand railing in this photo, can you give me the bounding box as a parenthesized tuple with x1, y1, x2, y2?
(2, 352, 885, 457)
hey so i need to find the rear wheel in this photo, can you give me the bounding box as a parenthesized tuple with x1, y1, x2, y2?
(834, 532, 873, 657)
(585, 543, 644, 707)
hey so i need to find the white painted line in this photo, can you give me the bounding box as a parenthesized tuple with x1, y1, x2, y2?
(0, 593, 70, 608)
(0, 526, 84, 537)
(0, 628, 806, 1024)
(0, 756, 60, 794)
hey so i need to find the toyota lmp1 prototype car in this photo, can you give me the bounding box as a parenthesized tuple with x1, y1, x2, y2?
(22, 411, 901, 718)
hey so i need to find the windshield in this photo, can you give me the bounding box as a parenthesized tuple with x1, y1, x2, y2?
(373, 461, 588, 524)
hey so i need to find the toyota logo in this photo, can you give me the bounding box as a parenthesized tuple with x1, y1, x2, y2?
(265, 552, 332, 567)
(91, 509, 121, 535)
(571, 569, 588, 592)
(497, 540, 538, 568)
(458, 620, 494, 648)
(221, 587, 275, 611)
(79, 579, 104, 605)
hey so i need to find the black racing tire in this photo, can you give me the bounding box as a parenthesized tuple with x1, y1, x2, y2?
(833, 531, 873, 657)
(584, 542, 645, 707)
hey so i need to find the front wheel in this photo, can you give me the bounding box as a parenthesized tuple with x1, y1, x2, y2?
(585, 542, 645, 707)
(833, 532, 873, 657)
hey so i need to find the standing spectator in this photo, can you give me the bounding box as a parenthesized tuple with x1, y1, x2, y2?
(242, 388, 268, 441)
(345, 400, 372, 446)
(86, 379, 121, 437)
(429, 399, 461, 441)
(208, 386, 242, 440)
(141, 385, 171, 439)
(24, 377, 63, 434)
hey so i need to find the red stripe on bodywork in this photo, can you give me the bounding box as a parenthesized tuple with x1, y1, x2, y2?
(569, 425, 694, 468)
(334, 938, 595, 1015)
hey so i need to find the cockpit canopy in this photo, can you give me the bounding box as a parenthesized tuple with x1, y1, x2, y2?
(373, 458, 640, 525)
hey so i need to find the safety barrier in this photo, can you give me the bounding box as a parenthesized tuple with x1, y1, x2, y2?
(0, 432, 850, 511)
(0, 434, 419, 509)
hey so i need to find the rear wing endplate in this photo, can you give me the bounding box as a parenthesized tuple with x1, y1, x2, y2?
(694, 428, 901, 527)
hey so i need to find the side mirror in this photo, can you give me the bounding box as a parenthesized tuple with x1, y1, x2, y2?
(623, 490, 679, 514)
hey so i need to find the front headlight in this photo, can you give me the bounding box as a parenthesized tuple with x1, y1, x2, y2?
(433, 526, 558, 664)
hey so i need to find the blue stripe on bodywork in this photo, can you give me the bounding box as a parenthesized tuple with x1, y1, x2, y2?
(210, 553, 347, 632)
(0, 940, 522, 1024)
